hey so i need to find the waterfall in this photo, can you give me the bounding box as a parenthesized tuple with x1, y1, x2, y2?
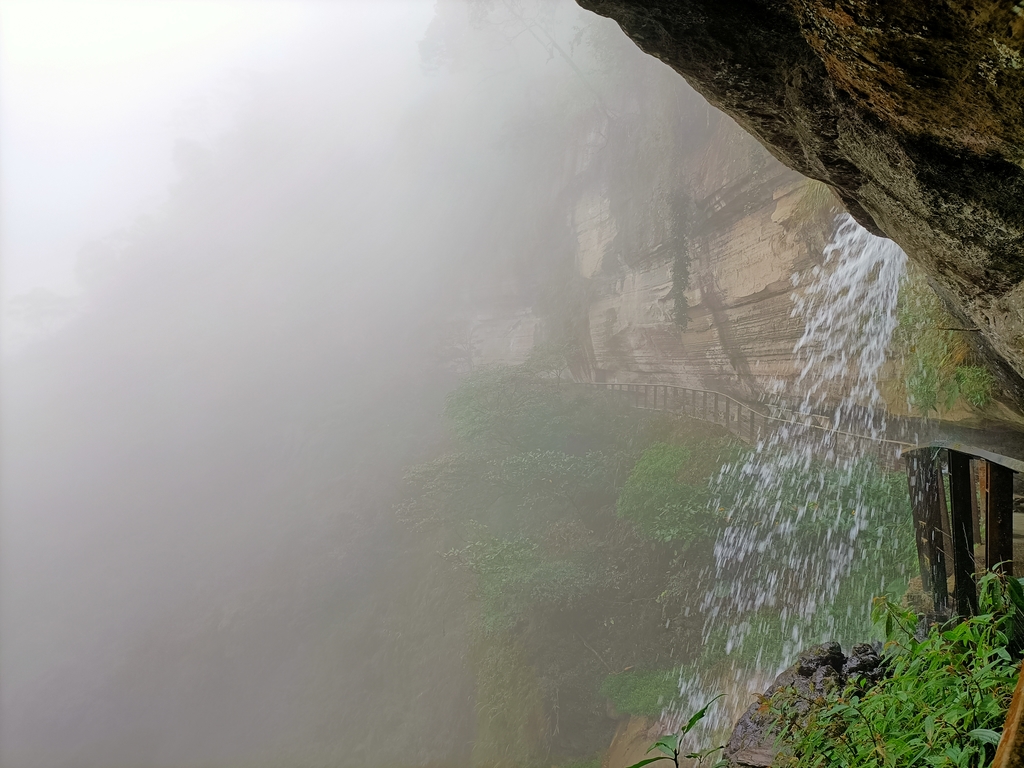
(671, 214, 910, 736)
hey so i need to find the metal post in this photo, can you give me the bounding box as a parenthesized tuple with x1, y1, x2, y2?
(714, 393, 720, 424)
(948, 449, 979, 616)
(987, 461, 1014, 576)
(703, 391, 707, 419)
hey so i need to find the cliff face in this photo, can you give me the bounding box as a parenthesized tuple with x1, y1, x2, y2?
(585, 125, 822, 397)
(472, 112, 838, 402)
(573, 0, 1024, 385)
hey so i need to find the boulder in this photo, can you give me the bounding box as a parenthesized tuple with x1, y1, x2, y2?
(723, 642, 882, 768)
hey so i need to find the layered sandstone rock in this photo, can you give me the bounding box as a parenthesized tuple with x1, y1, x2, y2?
(473, 116, 839, 403)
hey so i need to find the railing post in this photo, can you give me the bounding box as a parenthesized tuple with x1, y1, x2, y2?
(714, 392, 720, 424)
(906, 448, 949, 613)
(971, 460, 983, 573)
(948, 449, 979, 616)
(987, 461, 1015, 576)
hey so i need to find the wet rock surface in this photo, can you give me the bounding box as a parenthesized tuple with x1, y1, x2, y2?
(574, 0, 1024, 394)
(724, 642, 882, 768)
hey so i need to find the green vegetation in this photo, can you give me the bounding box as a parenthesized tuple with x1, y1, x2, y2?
(450, 535, 601, 635)
(601, 668, 684, 718)
(400, 364, 739, 762)
(893, 267, 997, 414)
(955, 365, 996, 409)
(617, 443, 724, 543)
(625, 697, 728, 768)
(472, 634, 547, 768)
(667, 192, 694, 329)
(557, 758, 603, 768)
(774, 573, 1024, 768)
(399, 363, 920, 765)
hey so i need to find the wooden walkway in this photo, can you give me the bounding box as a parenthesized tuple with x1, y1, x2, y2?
(577, 381, 912, 464)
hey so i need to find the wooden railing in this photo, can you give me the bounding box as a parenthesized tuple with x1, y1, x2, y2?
(905, 442, 1022, 616)
(576, 381, 914, 456)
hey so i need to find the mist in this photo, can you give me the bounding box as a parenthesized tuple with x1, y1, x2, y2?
(0, 2, 673, 765)
(4, 1, 985, 767)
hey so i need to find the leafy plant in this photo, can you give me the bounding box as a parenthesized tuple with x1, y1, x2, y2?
(774, 572, 1023, 768)
(442, 365, 643, 455)
(471, 633, 547, 767)
(625, 696, 728, 768)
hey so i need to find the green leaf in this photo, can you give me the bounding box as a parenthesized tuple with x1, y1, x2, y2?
(967, 728, 1002, 746)
(648, 734, 678, 756)
(624, 757, 673, 768)
(682, 694, 725, 735)
(1007, 577, 1024, 614)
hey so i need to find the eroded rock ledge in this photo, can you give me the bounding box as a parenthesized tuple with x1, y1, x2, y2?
(575, 0, 1024, 385)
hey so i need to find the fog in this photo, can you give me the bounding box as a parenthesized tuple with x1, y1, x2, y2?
(3, 2, 934, 767)
(1, 2, 673, 766)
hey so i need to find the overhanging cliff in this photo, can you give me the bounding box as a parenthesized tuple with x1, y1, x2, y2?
(575, 0, 1024, 382)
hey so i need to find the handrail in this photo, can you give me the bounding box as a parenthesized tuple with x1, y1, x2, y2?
(576, 381, 914, 449)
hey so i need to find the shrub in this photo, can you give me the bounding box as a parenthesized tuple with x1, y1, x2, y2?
(450, 535, 599, 634)
(617, 443, 722, 542)
(443, 365, 643, 455)
(775, 573, 1024, 768)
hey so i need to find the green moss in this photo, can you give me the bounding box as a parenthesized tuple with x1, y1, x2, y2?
(600, 668, 681, 717)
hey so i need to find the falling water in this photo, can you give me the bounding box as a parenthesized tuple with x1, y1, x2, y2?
(671, 214, 910, 736)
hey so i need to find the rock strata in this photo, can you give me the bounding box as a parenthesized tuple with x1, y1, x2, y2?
(724, 642, 882, 768)
(575, 0, 1024, 387)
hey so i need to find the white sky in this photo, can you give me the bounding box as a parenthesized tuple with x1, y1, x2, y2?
(0, 0, 435, 306)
